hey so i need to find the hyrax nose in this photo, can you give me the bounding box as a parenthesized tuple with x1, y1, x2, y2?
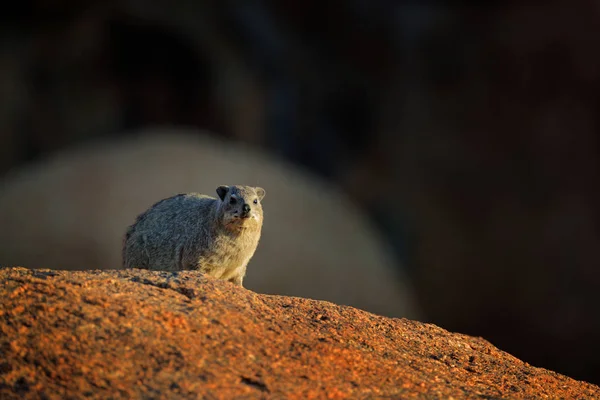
(242, 204, 251, 215)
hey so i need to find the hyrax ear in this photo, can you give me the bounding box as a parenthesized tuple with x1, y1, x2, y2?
(216, 185, 229, 201)
(255, 187, 266, 201)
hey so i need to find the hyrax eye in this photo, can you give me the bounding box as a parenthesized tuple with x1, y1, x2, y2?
(253, 199, 258, 204)
(230, 197, 237, 205)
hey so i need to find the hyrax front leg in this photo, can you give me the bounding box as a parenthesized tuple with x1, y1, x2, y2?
(228, 265, 246, 287)
(229, 274, 244, 287)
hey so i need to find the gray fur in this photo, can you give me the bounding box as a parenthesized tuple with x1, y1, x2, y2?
(122, 185, 265, 287)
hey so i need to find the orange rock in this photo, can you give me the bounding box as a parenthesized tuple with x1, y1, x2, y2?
(0, 266, 598, 399)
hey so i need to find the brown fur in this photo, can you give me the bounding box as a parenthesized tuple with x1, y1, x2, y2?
(122, 185, 265, 287)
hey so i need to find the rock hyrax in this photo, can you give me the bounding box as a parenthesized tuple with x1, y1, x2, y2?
(122, 185, 265, 287)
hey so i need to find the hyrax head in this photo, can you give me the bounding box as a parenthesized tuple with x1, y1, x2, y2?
(216, 185, 266, 227)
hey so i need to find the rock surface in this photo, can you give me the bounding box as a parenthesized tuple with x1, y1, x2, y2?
(1, 267, 598, 399)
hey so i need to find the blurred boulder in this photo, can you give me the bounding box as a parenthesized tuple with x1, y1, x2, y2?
(0, 129, 421, 320)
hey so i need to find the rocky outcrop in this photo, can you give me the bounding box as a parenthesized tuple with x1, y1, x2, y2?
(1, 267, 597, 399)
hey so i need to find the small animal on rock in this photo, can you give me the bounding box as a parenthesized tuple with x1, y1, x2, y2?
(122, 185, 265, 287)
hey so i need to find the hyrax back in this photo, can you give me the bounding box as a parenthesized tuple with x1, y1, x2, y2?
(122, 185, 265, 287)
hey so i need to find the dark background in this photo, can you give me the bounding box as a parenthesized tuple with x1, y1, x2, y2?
(1, 0, 599, 385)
